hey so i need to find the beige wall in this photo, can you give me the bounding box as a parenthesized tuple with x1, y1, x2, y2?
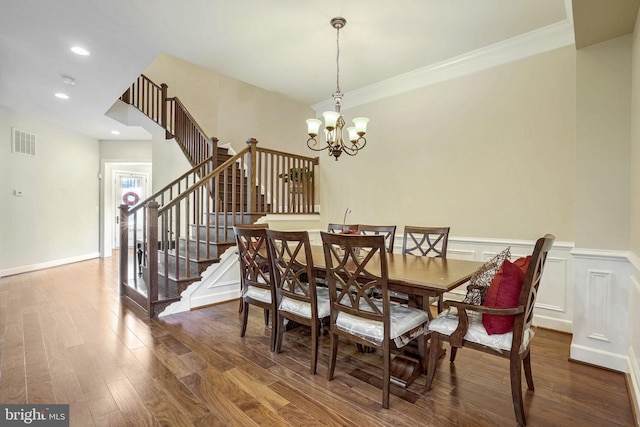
(632, 20, 640, 256)
(142, 53, 313, 156)
(143, 53, 220, 140)
(216, 74, 314, 155)
(317, 46, 576, 241)
(576, 35, 632, 250)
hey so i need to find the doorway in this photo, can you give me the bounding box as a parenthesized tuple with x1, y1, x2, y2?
(113, 170, 150, 248)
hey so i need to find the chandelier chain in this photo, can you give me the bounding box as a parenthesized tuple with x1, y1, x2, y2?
(336, 26, 341, 94)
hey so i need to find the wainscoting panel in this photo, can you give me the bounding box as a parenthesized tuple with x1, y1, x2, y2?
(571, 249, 631, 372)
(586, 270, 612, 342)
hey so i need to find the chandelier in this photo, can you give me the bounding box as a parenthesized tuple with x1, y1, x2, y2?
(306, 17, 369, 161)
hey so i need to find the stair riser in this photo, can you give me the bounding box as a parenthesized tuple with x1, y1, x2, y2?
(189, 224, 236, 241)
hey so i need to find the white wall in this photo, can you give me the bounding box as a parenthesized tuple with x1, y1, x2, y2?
(0, 107, 100, 276)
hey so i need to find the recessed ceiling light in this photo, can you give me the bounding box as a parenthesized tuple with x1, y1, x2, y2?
(111, 130, 120, 135)
(61, 75, 77, 85)
(55, 93, 69, 99)
(71, 46, 90, 56)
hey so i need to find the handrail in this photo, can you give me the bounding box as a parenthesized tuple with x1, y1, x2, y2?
(128, 155, 216, 216)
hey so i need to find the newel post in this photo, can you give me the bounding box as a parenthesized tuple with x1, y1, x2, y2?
(246, 138, 258, 213)
(146, 201, 159, 316)
(119, 204, 129, 295)
(161, 83, 170, 139)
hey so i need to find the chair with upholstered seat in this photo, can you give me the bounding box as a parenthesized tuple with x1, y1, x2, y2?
(425, 234, 555, 426)
(235, 223, 269, 314)
(400, 226, 451, 310)
(233, 225, 277, 352)
(327, 223, 359, 234)
(357, 224, 396, 253)
(402, 226, 450, 258)
(265, 229, 331, 375)
(321, 232, 429, 408)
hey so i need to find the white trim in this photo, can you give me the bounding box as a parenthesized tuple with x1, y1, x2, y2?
(629, 340, 640, 421)
(312, 19, 575, 113)
(0, 253, 100, 278)
(570, 343, 629, 373)
(571, 247, 631, 262)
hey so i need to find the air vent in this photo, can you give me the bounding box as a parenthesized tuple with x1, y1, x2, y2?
(11, 127, 36, 157)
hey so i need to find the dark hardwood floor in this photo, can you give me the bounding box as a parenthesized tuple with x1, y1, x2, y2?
(0, 255, 635, 426)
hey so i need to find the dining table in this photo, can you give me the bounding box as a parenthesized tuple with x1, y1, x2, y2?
(309, 245, 484, 388)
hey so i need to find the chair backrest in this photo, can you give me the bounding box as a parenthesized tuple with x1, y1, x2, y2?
(233, 226, 272, 295)
(402, 226, 450, 258)
(357, 225, 396, 253)
(265, 229, 317, 307)
(327, 223, 359, 234)
(320, 232, 390, 334)
(515, 234, 555, 343)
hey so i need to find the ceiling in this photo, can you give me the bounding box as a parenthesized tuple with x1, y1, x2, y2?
(0, 0, 637, 141)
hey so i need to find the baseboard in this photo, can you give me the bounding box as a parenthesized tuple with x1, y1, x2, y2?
(0, 253, 100, 278)
(570, 343, 628, 373)
(534, 314, 572, 334)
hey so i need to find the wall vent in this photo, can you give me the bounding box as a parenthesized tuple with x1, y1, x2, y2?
(11, 127, 37, 157)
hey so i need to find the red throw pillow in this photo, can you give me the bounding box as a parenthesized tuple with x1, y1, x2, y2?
(482, 256, 531, 335)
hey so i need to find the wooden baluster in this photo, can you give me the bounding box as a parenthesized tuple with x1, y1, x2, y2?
(146, 201, 159, 317)
(161, 83, 169, 139)
(119, 204, 129, 295)
(246, 138, 258, 213)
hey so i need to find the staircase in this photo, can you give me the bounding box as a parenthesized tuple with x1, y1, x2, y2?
(117, 74, 319, 317)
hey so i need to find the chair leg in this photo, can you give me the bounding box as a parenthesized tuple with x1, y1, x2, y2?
(510, 355, 527, 426)
(240, 301, 249, 337)
(264, 308, 270, 327)
(382, 344, 390, 409)
(425, 332, 440, 391)
(449, 347, 458, 363)
(274, 313, 285, 354)
(310, 321, 319, 375)
(523, 352, 534, 390)
(419, 332, 428, 375)
(327, 332, 338, 381)
(269, 308, 277, 352)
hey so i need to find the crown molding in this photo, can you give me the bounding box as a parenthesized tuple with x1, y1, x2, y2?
(312, 19, 575, 114)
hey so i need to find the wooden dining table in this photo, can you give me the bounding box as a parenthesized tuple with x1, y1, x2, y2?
(309, 245, 484, 388)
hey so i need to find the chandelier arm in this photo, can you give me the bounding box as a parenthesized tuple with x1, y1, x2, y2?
(342, 137, 367, 155)
(307, 137, 330, 152)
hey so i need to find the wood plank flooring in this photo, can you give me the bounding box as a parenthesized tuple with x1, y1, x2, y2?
(0, 255, 635, 426)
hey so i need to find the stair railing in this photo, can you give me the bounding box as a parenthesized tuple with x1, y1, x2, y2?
(119, 138, 318, 317)
(121, 74, 218, 168)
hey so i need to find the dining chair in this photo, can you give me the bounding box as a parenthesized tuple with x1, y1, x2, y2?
(402, 226, 450, 258)
(400, 226, 451, 310)
(320, 231, 430, 408)
(425, 234, 555, 426)
(357, 224, 397, 253)
(265, 229, 331, 374)
(234, 223, 269, 314)
(233, 225, 277, 352)
(327, 223, 359, 234)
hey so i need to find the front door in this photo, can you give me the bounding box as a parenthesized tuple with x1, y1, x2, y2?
(114, 171, 148, 248)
